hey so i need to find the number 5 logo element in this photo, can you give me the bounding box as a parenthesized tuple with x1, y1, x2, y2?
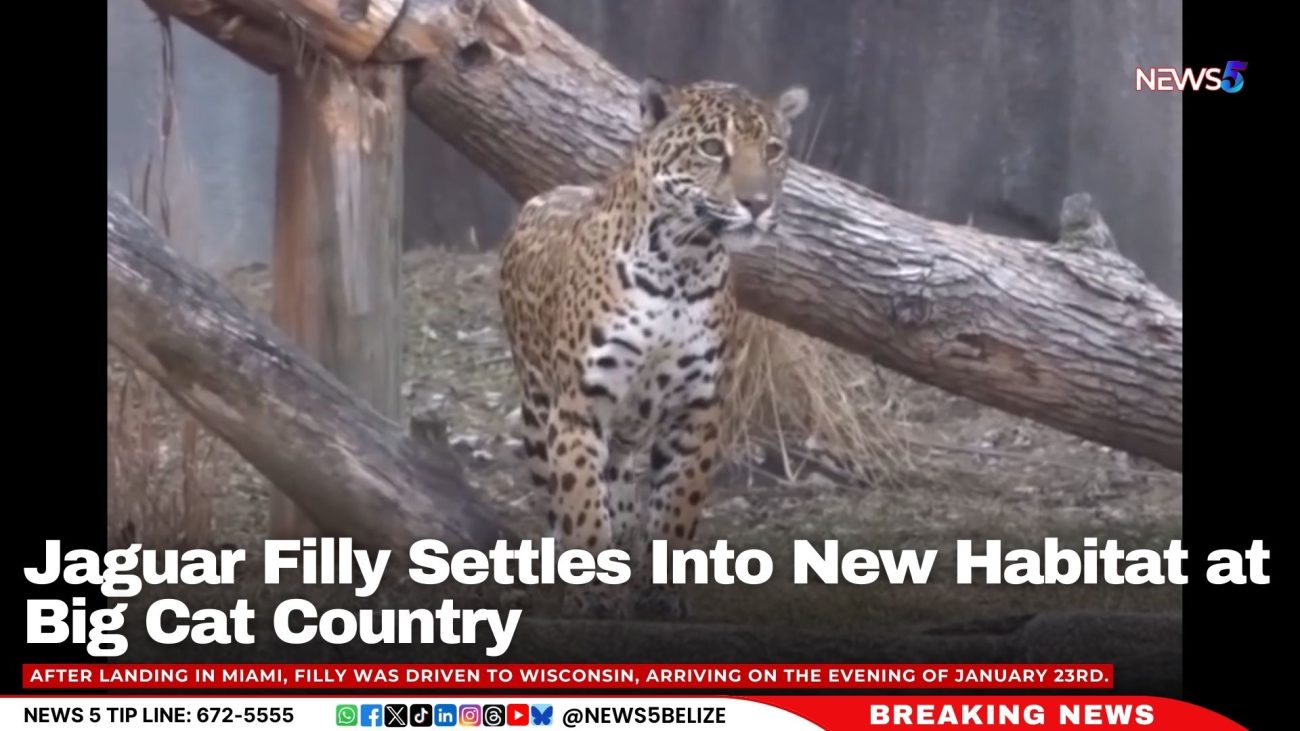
(1222, 60, 1247, 93)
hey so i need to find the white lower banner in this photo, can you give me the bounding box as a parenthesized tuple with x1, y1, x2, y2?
(0, 696, 821, 729)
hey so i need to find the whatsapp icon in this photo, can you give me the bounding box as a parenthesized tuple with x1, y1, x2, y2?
(336, 704, 359, 726)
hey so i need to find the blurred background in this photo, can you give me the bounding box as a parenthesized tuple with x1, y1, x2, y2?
(107, 0, 1182, 298)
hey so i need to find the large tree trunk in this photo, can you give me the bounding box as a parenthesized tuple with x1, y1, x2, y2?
(107, 186, 510, 552)
(267, 55, 406, 539)
(139, 0, 1182, 472)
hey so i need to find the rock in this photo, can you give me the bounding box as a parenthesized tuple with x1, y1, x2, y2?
(805, 472, 837, 489)
(723, 496, 752, 513)
(409, 406, 449, 446)
(450, 433, 483, 450)
(456, 326, 497, 344)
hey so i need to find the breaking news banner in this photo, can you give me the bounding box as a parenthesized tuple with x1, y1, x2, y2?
(57, 1, 1272, 729)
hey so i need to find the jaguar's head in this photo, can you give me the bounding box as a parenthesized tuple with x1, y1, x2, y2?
(635, 77, 809, 236)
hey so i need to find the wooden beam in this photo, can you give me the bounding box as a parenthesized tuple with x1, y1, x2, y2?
(140, 0, 405, 69)
(139, 0, 297, 73)
(268, 52, 406, 538)
(274, 0, 406, 63)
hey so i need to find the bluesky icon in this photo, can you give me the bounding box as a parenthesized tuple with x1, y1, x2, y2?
(529, 705, 553, 726)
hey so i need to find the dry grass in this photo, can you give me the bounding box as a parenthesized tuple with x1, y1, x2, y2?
(721, 312, 916, 488)
(107, 359, 223, 548)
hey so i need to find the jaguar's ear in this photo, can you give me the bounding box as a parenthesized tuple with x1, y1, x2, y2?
(774, 85, 810, 122)
(639, 76, 674, 131)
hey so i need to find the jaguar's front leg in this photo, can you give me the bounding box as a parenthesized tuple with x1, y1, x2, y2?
(636, 395, 724, 620)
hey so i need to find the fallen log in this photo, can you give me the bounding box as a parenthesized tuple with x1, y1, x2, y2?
(106, 186, 511, 551)
(139, 0, 1182, 472)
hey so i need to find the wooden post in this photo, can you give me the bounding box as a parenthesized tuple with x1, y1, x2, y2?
(269, 54, 405, 539)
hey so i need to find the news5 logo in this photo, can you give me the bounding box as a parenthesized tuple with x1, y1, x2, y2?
(340, 702, 551, 726)
(1135, 60, 1248, 93)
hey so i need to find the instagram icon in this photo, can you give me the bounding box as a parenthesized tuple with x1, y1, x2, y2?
(460, 704, 482, 726)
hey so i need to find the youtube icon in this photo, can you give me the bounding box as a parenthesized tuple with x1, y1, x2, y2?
(506, 704, 529, 726)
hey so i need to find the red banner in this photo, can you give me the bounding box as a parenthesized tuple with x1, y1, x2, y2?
(21, 663, 1254, 728)
(23, 662, 1112, 691)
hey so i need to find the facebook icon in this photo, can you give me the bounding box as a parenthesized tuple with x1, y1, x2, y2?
(360, 705, 384, 727)
(433, 704, 457, 727)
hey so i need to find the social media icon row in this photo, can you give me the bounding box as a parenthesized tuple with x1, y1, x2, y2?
(336, 702, 553, 726)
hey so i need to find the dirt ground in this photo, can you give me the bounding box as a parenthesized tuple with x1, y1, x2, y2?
(106, 246, 1182, 637)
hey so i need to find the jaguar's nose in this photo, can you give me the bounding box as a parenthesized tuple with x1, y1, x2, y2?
(739, 195, 771, 218)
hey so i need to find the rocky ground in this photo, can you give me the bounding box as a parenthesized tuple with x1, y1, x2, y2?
(107, 246, 1182, 638)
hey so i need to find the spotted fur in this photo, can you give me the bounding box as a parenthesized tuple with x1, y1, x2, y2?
(498, 77, 809, 619)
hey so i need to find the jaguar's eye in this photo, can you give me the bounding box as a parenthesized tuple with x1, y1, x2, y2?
(765, 141, 785, 161)
(699, 138, 726, 157)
